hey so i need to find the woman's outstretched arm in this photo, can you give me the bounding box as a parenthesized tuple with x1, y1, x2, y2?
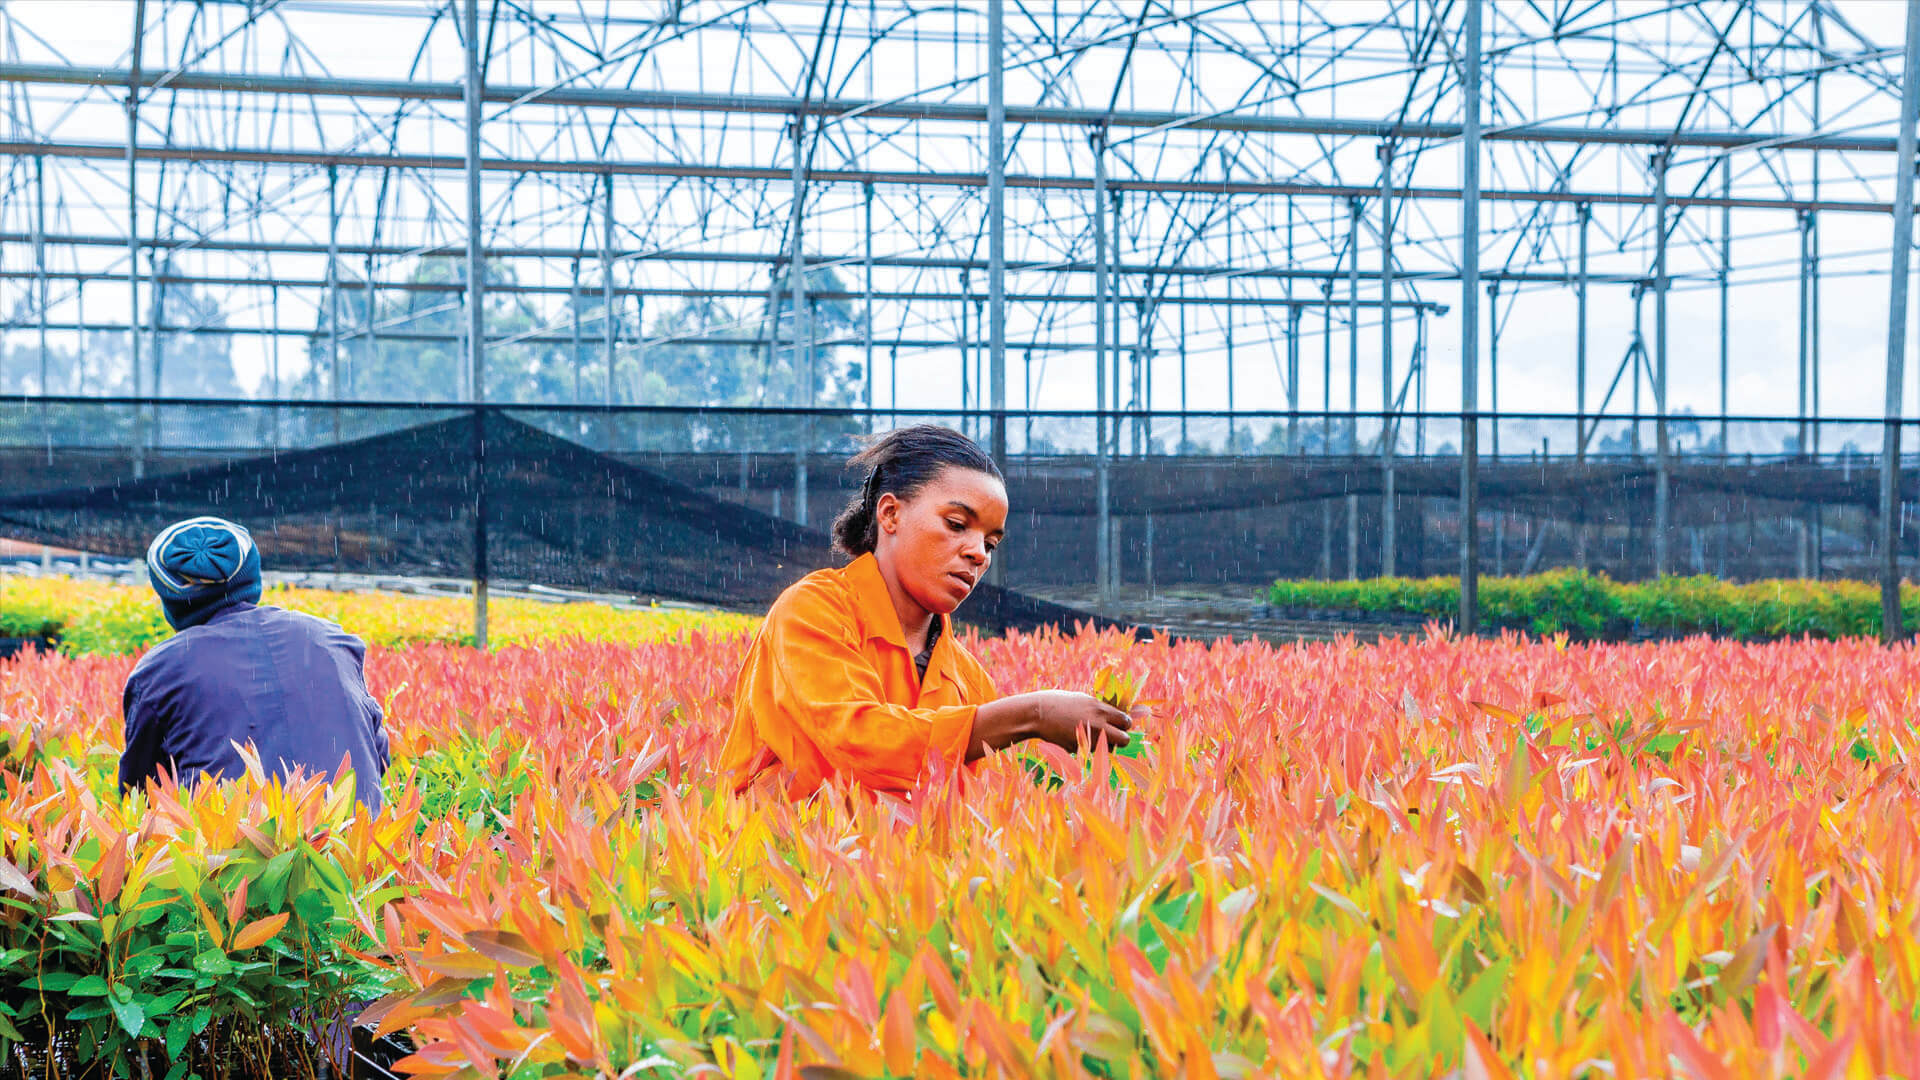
(966, 690, 1136, 762)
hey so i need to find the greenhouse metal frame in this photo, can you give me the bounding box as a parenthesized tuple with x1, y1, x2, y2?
(2, 0, 1919, 636)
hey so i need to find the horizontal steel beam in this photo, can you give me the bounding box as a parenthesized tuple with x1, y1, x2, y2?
(0, 62, 1897, 153)
(2, 396, 1915, 430)
(0, 268, 1449, 312)
(0, 232, 1661, 286)
(4, 320, 1313, 352)
(0, 139, 1892, 213)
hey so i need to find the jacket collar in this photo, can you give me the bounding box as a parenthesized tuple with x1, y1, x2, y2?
(179, 598, 257, 630)
(845, 553, 951, 678)
(846, 552, 910, 649)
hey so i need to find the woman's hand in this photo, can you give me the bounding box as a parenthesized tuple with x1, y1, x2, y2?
(967, 690, 1134, 761)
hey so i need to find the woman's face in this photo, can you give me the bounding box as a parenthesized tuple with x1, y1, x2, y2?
(874, 466, 1009, 615)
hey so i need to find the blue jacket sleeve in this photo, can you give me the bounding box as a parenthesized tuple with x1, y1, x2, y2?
(119, 670, 166, 795)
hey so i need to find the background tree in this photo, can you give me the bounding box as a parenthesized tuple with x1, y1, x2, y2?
(630, 265, 868, 451)
(0, 262, 231, 449)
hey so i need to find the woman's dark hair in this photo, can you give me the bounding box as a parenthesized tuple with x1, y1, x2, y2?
(831, 424, 1004, 557)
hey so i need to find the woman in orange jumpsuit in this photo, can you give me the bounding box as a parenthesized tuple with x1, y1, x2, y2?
(720, 424, 1137, 798)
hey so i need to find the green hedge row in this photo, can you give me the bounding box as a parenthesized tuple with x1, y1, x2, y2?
(0, 598, 66, 641)
(0, 592, 167, 656)
(1267, 570, 1920, 640)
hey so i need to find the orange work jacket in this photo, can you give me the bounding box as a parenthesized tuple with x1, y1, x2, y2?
(720, 553, 999, 798)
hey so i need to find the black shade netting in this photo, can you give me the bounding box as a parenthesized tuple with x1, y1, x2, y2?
(0, 408, 1106, 636)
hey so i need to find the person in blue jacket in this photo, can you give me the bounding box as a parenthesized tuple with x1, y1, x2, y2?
(119, 516, 391, 814)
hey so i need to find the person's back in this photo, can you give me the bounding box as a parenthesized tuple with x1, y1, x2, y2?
(121, 602, 390, 813)
(119, 516, 390, 814)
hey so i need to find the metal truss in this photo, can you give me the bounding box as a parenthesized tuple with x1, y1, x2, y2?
(0, 0, 1906, 407)
(1, 0, 1917, 622)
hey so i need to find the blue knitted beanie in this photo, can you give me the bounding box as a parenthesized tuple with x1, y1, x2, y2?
(146, 517, 263, 630)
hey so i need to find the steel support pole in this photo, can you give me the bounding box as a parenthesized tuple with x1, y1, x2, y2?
(1798, 210, 1812, 456)
(471, 406, 489, 648)
(1573, 203, 1591, 571)
(1460, 0, 1482, 632)
(1380, 144, 1396, 577)
(987, 0, 1007, 471)
(602, 174, 614, 409)
(790, 117, 810, 527)
(1654, 150, 1671, 579)
(75, 279, 84, 395)
(3, 148, 9, 385)
(981, 294, 991, 439)
(570, 258, 582, 404)
(1092, 128, 1113, 604)
(1109, 188, 1124, 590)
(34, 155, 46, 396)
(1489, 282, 1500, 457)
(1346, 498, 1361, 580)
(634, 293, 646, 404)
(1813, 60, 1825, 467)
(863, 181, 875, 430)
(1142, 302, 1154, 450)
(1815, 223, 1826, 576)
(1346, 197, 1360, 580)
(1287, 305, 1301, 452)
(148, 258, 164, 404)
(1796, 212, 1812, 579)
(463, 0, 487, 649)
(1024, 346, 1033, 447)
(1346, 198, 1360, 455)
(126, 0, 146, 478)
(1720, 157, 1731, 458)
(1728, 155, 1743, 576)
(1143, 513, 1154, 597)
(1812, 195, 1825, 576)
(269, 282, 280, 447)
(1630, 287, 1645, 457)
(1225, 217, 1235, 448)
(1880, 0, 1920, 642)
(1111, 189, 1125, 452)
(1129, 302, 1143, 455)
(1812, 89, 1827, 576)
(960, 272, 971, 416)
(362, 250, 377, 397)
(268, 284, 279, 399)
(1575, 202, 1589, 464)
(1415, 307, 1427, 455)
(1178, 283, 1188, 451)
(1323, 285, 1332, 445)
(327, 164, 340, 405)
(1321, 287, 1334, 579)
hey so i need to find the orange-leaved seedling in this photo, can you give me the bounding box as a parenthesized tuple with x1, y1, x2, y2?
(5, 609, 1920, 1077)
(1093, 665, 1150, 759)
